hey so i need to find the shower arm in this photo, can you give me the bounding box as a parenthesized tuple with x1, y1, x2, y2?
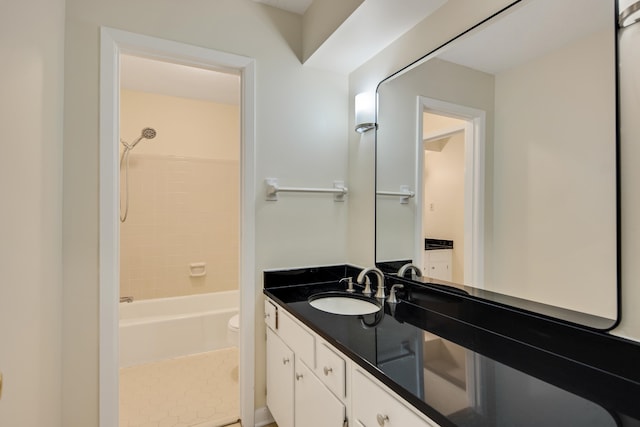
(121, 136, 144, 151)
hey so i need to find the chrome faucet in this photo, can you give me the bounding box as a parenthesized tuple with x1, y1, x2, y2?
(356, 267, 386, 299)
(397, 263, 422, 279)
(388, 284, 404, 304)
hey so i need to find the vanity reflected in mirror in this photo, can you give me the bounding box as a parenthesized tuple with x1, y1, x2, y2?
(375, 0, 619, 329)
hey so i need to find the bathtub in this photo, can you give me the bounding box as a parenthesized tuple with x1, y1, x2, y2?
(119, 290, 238, 367)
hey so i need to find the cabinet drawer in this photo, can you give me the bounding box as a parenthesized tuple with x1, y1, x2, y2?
(278, 309, 315, 368)
(317, 342, 346, 398)
(352, 368, 437, 427)
(264, 299, 277, 330)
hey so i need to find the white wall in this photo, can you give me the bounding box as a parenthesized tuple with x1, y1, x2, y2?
(120, 90, 241, 161)
(0, 1, 65, 426)
(63, 0, 348, 424)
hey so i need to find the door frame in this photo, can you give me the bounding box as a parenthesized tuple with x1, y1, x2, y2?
(416, 96, 485, 287)
(99, 27, 256, 427)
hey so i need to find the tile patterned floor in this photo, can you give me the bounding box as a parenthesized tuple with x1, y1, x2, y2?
(120, 347, 240, 427)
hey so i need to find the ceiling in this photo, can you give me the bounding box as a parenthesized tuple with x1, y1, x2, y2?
(304, 0, 446, 73)
(252, 0, 313, 15)
(437, 0, 610, 74)
(120, 55, 241, 104)
(252, 0, 447, 73)
(121, 0, 447, 102)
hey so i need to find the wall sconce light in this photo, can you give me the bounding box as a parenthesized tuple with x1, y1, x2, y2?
(355, 92, 377, 133)
(619, 0, 640, 28)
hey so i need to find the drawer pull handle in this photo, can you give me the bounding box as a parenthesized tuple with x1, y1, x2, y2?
(323, 366, 333, 376)
(376, 414, 389, 426)
(296, 373, 304, 381)
(282, 357, 290, 365)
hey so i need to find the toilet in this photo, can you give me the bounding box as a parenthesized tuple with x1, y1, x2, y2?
(227, 313, 239, 346)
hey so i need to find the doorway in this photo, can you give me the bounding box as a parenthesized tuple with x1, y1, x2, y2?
(118, 54, 241, 426)
(100, 28, 256, 427)
(422, 112, 466, 283)
(417, 97, 485, 287)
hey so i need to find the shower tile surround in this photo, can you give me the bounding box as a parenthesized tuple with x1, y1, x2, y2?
(120, 154, 239, 300)
(264, 265, 640, 426)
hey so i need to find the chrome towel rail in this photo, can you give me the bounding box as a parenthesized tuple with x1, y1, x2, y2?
(376, 185, 415, 204)
(265, 178, 347, 202)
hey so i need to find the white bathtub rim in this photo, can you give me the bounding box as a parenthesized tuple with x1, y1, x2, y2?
(119, 307, 238, 327)
(119, 290, 239, 367)
(119, 290, 239, 320)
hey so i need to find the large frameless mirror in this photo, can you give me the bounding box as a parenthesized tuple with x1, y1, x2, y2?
(375, 0, 619, 329)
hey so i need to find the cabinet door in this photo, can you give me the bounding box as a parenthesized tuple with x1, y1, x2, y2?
(429, 261, 451, 281)
(424, 250, 452, 281)
(353, 368, 438, 427)
(266, 328, 294, 427)
(295, 359, 345, 427)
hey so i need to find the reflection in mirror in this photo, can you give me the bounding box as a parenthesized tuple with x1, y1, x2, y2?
(375, 0, 618, 327)
(419, 331, 617, 425)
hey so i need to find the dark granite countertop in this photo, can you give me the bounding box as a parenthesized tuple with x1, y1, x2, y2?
(263, 265, 640, 427)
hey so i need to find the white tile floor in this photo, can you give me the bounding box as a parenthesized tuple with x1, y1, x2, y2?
(120, 347, 240, 427)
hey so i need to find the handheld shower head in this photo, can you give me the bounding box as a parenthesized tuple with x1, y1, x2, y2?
(119, 126, 158, 222)
(127, 127, 157, 149)
(141, 127, 156, 139)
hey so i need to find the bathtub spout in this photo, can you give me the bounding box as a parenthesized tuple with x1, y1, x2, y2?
(120, 296, 134, 303)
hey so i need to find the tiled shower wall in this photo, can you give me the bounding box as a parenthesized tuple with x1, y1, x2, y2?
(120, 153, 239, 300)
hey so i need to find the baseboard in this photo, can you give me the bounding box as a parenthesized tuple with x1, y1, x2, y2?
(254, 406, 274, 427)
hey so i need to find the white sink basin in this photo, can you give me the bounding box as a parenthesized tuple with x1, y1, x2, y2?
(308, 292, 382, 316)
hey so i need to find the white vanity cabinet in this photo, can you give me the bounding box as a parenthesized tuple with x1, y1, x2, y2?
(423, 249, 452, 281)
(265, 298, 440, 427)
(265, 300, 346, 427)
